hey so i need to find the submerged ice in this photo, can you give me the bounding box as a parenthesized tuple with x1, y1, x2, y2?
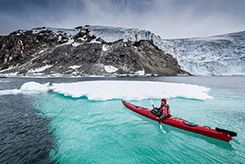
(0, 81, 213, 100)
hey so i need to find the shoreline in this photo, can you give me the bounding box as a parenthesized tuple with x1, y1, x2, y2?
(0, 73, 191, 79)
(2, 74, 245, 79)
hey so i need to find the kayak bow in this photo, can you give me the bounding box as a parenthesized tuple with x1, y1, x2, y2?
(121, 100, 237, 142)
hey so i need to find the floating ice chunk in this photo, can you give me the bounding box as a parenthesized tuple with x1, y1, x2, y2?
(0, 82, 49, 95)
(0, 89, 21, 96)
(20, 82, 50, 93)
(0, 81, 213, 100)
(104, 66, 118, 73)
(50, 81, 213, 100)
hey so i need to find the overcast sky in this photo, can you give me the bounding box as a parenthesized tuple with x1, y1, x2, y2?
(0, 0, 244, 38)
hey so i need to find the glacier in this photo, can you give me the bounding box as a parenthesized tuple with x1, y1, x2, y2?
(161, 32, 245, 76)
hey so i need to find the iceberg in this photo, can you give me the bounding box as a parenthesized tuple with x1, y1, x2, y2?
(0, 81, 212, 100)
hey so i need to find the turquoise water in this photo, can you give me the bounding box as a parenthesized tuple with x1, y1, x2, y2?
(34, 88, 245, 163)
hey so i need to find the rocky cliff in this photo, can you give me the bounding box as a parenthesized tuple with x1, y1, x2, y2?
(0, 26, 187, 77)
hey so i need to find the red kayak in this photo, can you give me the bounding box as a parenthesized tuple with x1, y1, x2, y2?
(122, 100, 237, 142)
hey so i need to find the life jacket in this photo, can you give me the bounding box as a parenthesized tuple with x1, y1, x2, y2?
(159, 104, 170, 116)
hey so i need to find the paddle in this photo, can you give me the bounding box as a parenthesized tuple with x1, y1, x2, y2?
(215, 127, 237, 137)
(159, 122, 167, 134)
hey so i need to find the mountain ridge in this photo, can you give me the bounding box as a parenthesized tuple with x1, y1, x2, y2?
(0, 25, 244, 76)
(0, 26, 187, 77)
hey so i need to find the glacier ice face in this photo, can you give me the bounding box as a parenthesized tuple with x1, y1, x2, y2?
(161, 31, 245, 76)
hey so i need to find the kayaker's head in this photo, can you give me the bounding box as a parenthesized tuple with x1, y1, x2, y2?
(161, 98, 167, 105)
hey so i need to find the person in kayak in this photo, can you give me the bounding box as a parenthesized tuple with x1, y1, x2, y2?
(152, 98, 171, 120)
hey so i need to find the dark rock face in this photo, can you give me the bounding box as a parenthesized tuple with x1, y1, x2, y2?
(0, 29, 58, 68)
(0, 26, 188, 77)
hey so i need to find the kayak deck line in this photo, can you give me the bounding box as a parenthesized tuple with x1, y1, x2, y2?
(121, 100, 237, 142)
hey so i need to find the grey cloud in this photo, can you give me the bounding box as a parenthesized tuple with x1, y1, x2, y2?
(0, 0, 244, 38)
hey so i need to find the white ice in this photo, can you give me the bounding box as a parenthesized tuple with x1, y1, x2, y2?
(0, 81, 50, 95)
(20, 82, 50, 93)
(50, 81, 213, 100)
(0, 89, 21, 96)
(0, 81, 213, 100)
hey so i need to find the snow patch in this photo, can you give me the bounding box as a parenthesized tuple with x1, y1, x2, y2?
(104, 66, 118, 73)
(58, 39, 74, 46)
(102, 45, 110, 51)
(69, 65, 81, 69)
(65, 39, 74, 45)
(32, 28, 45, 34)
(28, 65, 53, 73)
(0, 72, 19, 77)
(135, 70, 145, 76)
(58, 36, 62, 42)
(72, 42, 81, 47)
(0, 66, 15, 72)
(38, 50, 44, 54)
